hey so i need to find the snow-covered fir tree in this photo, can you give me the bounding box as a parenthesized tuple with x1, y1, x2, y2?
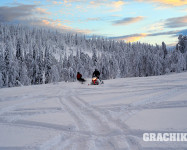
(0, 23, 186, 88)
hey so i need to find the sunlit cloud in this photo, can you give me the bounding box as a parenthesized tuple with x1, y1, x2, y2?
(76, 5, 81, 9)
(36, 8, 51, 15)
(136, 0, 187, 7)
(154, 5, 170, 9)
(124, 33, 147, 42)
(42, 19, 50, 25)
(112, 0, 125, 7)
(40, 18, 92, 34)
(110, 33, 147, 42)
(145, 22, 164, 32)
(52, 1, 63, 5)
(34, 1, 41, 4)
(109, 29, 187, 42)
(49, 0, 84, 4)
(113, 16, 144, 26)
(111, 0, 126, 11)
(41, 19, 64, 27)
(89, 0, 126, 12)
(0, 3, 92, 34)
(1, 0, 186, 45)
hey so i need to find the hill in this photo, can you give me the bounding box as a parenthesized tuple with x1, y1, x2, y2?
(0, 72, 187, 149)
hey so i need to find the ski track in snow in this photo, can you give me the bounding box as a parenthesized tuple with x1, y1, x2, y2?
(0, 72, 187, 150)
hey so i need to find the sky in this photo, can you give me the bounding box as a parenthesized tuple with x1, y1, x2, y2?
(1, 0, 187, 46)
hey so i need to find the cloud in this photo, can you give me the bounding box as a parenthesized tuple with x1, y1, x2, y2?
(144, 15, 187, 35)
(164, 15, 187, 28)
(135, 0, 187, 7)
(0, 4, 36, 22)
(36, 8, 51, 15)
(124, 33, 147, 42)
(39, 18, 92, 34)
(46, 0, 187, 7)
(34, 1, 41, 4)
(48, 0, 84, 5)
(111, 1, 126, 11)
(176, 29, 187, 35)
(145, 22, 164, 32)
(0, 4, 92, 34)
(110, 33, 147, 42)
(42, 19, 51, 25)
(109, 29, 187, 42)
(86, 17, 101, 21)
(52, 1, 63, 4)
(89, 0, 126, 12)
(0, 4, 52, 23)
(113, 16, 144, 26)
(147, 29, 187, 39)
(148, 30, 180, 36)
(85, 16, 121, 22)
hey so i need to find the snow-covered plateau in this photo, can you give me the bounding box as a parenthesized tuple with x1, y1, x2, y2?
(0, 72, 187, 150)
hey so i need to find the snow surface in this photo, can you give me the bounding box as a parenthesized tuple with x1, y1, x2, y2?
(0, 72, 187, 150)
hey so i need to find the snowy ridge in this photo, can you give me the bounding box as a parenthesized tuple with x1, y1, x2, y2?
(0, 72, 187, 150)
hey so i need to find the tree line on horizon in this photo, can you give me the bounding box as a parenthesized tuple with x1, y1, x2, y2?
(0, 24, 186, 88)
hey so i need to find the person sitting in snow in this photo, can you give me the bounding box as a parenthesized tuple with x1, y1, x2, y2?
(77, 72, 86, 83)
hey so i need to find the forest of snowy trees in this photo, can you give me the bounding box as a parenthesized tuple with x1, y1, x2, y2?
(0, 24, 186, 88)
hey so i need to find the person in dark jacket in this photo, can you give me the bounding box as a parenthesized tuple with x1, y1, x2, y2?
(77, 72, 86, 83)
(92, 69, 100, 79)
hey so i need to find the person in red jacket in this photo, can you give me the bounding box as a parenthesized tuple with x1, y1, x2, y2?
(77, 72, 86, 83)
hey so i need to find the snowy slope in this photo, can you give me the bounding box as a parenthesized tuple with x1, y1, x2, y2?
(0, 72, 187, 150)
